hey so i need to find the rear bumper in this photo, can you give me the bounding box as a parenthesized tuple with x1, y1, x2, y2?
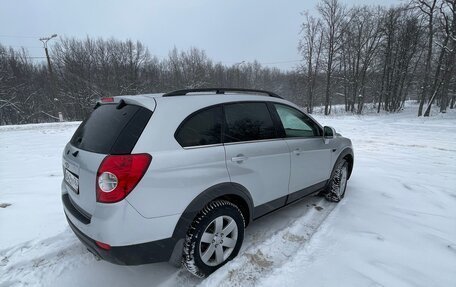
(61, 188, 182, 265)
(61, 179, 181, 242)
(65, 213, 178, 265)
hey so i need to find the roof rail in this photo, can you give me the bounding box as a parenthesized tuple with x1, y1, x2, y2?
(162, 88, 283, 99)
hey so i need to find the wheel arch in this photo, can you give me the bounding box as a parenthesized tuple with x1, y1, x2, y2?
(171, 182, 254, 241)
(336, 147, 354, 179)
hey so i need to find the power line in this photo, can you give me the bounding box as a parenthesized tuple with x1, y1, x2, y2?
(260, 59, 301, 65)
(0, 34, 302, 66)
(0, 55, 47, 59)
(1, 38, 301, 66)
(8, 45, 43, 49)
(1, 54, 300, 64)
(0, 34, 40, 39)
(221, 59, 302, 66)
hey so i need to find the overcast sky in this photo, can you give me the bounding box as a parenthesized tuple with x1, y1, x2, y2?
(1, 0, 400, 70)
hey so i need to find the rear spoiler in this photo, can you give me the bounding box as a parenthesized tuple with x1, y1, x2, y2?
(94, 98, 126, 110)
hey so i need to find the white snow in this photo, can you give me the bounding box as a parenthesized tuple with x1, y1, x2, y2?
(1, 104, 455, 287)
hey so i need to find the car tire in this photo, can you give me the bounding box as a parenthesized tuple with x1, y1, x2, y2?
(324, 159, 349, 202)
(183, 200, 245, 278)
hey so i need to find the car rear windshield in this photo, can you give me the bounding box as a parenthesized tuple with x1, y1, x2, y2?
(70, 103, 152, 154)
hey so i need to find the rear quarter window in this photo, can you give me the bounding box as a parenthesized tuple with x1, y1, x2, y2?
(70, 104, 152, 154)
(175, 106, 223, 147)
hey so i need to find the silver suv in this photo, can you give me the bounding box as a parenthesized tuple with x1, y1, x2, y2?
(62, 88, 354, 277)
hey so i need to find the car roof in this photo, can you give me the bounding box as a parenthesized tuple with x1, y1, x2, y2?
(156, 92, 284, 102)
(116, 92, 293, 112)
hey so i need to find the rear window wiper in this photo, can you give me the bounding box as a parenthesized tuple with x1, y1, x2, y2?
(116, 99, 127, 110)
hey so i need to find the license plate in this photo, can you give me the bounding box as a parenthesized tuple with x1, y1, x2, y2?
(65, 169, 79, 194)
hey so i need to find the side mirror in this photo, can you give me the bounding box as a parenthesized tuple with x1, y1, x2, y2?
(323, 126, 336, 144)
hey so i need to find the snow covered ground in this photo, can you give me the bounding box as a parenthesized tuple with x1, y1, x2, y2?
(1, 104, 455, 287)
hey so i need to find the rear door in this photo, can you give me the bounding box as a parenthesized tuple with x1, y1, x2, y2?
(62, 102, 152, 215)
(271, 103, 331, 200)
(223, 102, 290, 217)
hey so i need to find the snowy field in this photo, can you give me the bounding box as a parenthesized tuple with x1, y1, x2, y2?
(1, 104, 455, 287)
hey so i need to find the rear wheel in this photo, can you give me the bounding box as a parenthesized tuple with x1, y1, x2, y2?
(183, 200, 245, 277)
(324, 159, 349, 202)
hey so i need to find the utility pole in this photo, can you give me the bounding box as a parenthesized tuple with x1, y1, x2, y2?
(39, 34, 60, 120)
(233, 61, 245, 87)
(39, 34, 57, 88)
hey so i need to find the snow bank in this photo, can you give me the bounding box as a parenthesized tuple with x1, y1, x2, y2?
(1, 105, 455, 287)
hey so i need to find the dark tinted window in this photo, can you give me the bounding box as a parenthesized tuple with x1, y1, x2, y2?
(224, 102, 276, 142)
(175, 106, 222, 147)
(70, 104, 152, 154)
(274, 104, 322, 137)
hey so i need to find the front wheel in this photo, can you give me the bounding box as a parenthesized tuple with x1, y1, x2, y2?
(183, 200, 245, 277)
(325, 159, 349, 202)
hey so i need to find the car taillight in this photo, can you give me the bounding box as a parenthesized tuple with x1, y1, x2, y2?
(96, 154, 152, 203)
(95, 241, 111, 250)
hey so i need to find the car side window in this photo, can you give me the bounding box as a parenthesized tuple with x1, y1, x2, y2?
(224, 102, 276, 143)
(175, 106, 222, 147)
(274, 104, 322, 137)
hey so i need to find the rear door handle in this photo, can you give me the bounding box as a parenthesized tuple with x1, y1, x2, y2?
(292, 148, 301, 156)
(231, 155, 248, 163)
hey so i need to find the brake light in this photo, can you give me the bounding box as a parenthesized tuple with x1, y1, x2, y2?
(96, 154, 152, 203)
(101, 97, 114, 103)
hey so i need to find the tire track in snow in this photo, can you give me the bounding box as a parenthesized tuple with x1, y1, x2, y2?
(0, 196, 336, 287)
(199, 197, 337, 287)
(0, 229, 95, 287)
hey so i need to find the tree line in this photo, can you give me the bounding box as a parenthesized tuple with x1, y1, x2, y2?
(300, 0, 456, 115)
(0, 41, 299, 125)
(0, 0, 455, 125)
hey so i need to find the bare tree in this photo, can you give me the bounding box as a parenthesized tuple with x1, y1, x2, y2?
(413, 0, 438, 116)
(2, 0, 455, 125)
(437, 0, 456, 113)
(342, 6, 382, 114)
(0, 39, 305, 124)
(318, 0, 346, 115)
(376, 7, 421, 113)
(299, 12, 323, 113)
